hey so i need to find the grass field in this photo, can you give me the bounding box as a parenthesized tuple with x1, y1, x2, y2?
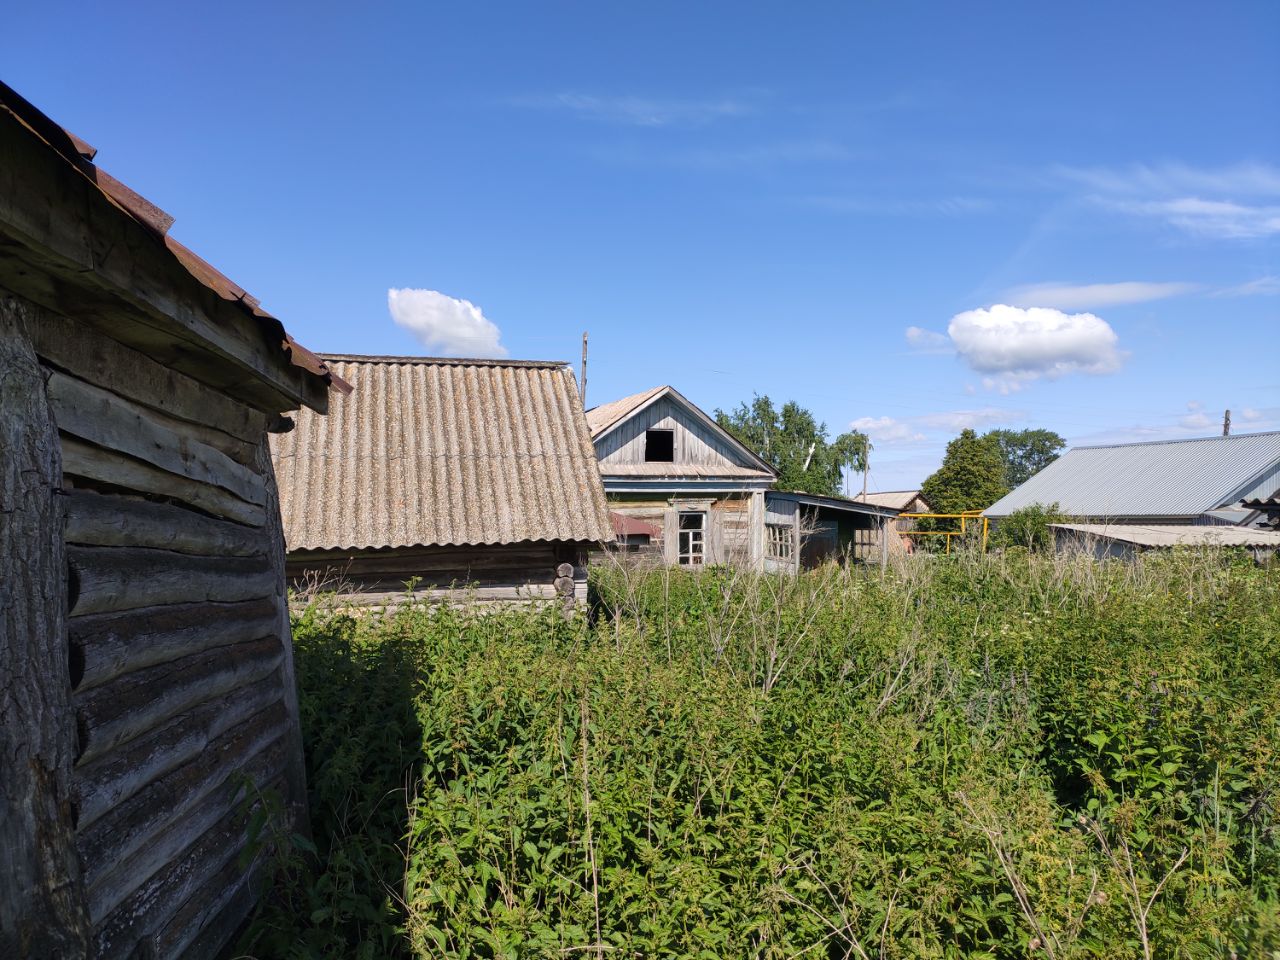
(238, 550, 1280, 959)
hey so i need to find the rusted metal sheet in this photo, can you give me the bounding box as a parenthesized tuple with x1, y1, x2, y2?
(270, 356, 616, 550)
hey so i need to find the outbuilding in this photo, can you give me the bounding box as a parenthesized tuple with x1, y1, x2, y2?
(984, 431, 1280, 527)
(270, 354, 615, 608)
(1, 83, 343, 958)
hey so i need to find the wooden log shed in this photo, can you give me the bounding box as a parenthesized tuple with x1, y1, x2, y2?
(270, 355, 615, 610)
(0, 82, 346, 958)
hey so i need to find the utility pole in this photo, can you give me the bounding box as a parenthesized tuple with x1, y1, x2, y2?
(580, 331, 588, 406)
(1223, 409, 1231, 436)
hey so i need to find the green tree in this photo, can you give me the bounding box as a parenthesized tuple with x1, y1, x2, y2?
(991, 502, 1066, 552)
(714, 394, 868, 496)
(984, 428, 1066, 489)
(920, 429, 1008, 514)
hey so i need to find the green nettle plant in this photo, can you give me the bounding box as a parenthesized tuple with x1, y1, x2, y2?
(239, 550, 1280, 959)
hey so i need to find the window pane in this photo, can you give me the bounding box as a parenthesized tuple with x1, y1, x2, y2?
(645, 430, 675, 462)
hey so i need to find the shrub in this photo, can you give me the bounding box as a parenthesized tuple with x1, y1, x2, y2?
(241, 553, 1280, 958)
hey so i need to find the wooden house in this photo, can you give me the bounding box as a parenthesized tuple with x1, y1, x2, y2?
(0, 83, 344, 958)
(270, 355, 615, 607)
(586, 386, 895, 570)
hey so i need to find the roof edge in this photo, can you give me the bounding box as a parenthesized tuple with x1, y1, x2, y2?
(321, 353, 569, 368)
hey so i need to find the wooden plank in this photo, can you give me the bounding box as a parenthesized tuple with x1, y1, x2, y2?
(62, 436, 266, 526)
(71, 596, 279, 694)
(324, 583, 562, 607)
(68, 545, 275, 616)
(78, 703, 288, 894)
(0, 294, 91, 953)
(149, 846, 267, 960)
(65, 490, 268, 558)
(255, 436, 312, 841)
(48, 370, 266, 505)
(30, 310, 267, 445)
(88, 750, 284, 940)
(74, 636, 283, 766)
(74, 672, 284, 831)
(0, 108, 328, 413)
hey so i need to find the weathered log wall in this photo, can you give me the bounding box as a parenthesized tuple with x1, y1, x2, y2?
(287, 541, 590, 607)
(2, 290, 306, 958)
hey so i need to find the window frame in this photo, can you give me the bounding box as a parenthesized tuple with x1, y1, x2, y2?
(766, 522, 794, 562)
(677, 511, 705, 565)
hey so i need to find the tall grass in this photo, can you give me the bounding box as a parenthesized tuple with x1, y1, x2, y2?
(239, 549, 1280, 958)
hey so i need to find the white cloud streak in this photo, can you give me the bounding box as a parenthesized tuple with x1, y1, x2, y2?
(1212, 276, 1280, 297)
(1004, 281, 1199, 310)
(851, 407, 1024, 446)
(388, 288, 507, 358)
(1056, 162, 1280, 240)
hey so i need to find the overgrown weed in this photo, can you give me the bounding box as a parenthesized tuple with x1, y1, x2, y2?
(239, 550, 1280, 958)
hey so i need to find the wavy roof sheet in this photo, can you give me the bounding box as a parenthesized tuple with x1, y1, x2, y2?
(271, 356, 614, 549)
(985, 431, 1280, 519)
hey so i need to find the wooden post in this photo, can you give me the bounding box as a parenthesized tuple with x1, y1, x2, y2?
(580, 331, 588, 407)
(0, 297, 91, 956)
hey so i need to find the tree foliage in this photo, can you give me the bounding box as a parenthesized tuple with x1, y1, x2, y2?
(713, 394, 867, 496)
(991, 501, 1067, 552)
(920, 428, 1008, 514)
(986, 428, 1067, 488)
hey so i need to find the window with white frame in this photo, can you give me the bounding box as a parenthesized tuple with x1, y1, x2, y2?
(678, 512, 705, 565)
(766, 522, 794, 561)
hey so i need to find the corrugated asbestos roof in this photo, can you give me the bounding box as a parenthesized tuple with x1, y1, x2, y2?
(985, 431, 1280, 519)
(855, 490, 929, 512)
(271, 356, 615, 550)
(0, 80, 348, 400)
(1053, 523, 1280, 548)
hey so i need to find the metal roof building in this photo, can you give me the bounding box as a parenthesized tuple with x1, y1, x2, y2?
(984, 430, 1280, 522)
(271, 355, 613, 606)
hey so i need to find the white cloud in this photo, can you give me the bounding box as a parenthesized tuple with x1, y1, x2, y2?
(851, 407, 1023, 446)
(1004, 281, 1199, 310)
(387, 289, 507, 358)
(518, 92, 753, 127)
(1056, 162, 1280, 240)
(1058, 162, 1280, 197)
(1115, 198, 1280, 240)
(1212, 276, 1280, 297)
(943, 304, 1123, 392)
(1180, 401, 1211, 430)
(904, 326, 952, 352)
(850, 416, 926, 444)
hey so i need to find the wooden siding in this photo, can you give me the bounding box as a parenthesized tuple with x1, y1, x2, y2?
(286, 542, 590, 608)
(606, 492, 765, 569)
(594, 396, 762, 474)
(4, 291, 304, 959)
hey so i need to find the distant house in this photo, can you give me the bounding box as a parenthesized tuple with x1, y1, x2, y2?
(854, 490, 932, 554)
(0, 82, 343, 958)
(271, 355, 614, 607)
(856, 490, 931, 515)
(984, 431, 1280, 526)
(586, 385, 895, 571)
(1051, 523, 1280, 562)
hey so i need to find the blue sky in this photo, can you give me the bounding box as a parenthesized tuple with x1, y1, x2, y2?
(9, 2, 1278, 490)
